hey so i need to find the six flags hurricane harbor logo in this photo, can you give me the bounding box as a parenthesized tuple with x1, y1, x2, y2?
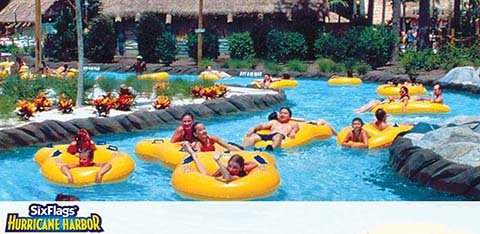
(5, 203, 104, 232)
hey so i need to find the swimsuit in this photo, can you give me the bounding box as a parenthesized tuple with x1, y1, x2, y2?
(182, 128, 194, 143)
(78, 159, 94, 167)
(351, 129, 364, 142)
(199, 136, 216, 152)
(255, 132, 286, 141)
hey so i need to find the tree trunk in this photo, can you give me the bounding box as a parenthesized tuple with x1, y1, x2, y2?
(381, 0, 386, 25)
(417, 0, 430, 51)
(453, 0, 461, 36)
(391, 0, 401, 62)
(367, 0, 374, 25)
(75, 0, 84, 107)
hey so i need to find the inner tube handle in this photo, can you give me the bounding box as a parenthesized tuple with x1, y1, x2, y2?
(152, 139, 164, 144)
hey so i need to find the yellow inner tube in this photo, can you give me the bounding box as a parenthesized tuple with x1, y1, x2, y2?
(245, 120, 333, 148)
(35, 144, 135, 187)
(137, 72, 169, 81)
(327, 76, 362, 85)
(251, 79, 298, 89)
(135, 138, 226, 170)
(376, 84, 427, 97)
(336, 124, 413, 149)
(171, 151, 280, 200)
(371, 101, 450, 114)
(198, 73, 220, 80)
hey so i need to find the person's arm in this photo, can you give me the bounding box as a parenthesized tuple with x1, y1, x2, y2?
(246, 121, 273, 137)
(342, 132, 353, 147)
(401, 97, 409, 112)
(182, 143, 208, 175)
(213, 151, 232, 182)
(95, 163, 112, 183)
(287, 122, 300, 138)
(170, 126, 184, 143)
(211, 135, 241, 151)
(351, 131, 369, 148)
(244, 161, 258, 172)
(431, 94, 443, 104)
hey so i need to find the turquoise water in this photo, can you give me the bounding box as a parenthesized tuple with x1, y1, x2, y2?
(1, 74, 479, 201)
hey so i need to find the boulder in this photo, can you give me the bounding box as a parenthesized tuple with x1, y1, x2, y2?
(438, 66, 480, 87)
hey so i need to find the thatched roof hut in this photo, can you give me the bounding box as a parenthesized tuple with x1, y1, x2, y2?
(0, 0, 58, 23)
(101, 0, 329, 19)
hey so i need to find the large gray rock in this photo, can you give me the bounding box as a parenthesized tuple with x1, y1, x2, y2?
(438, 66, 480, 87)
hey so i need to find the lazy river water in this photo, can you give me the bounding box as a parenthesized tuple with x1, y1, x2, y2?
(1, 74, 479, 201)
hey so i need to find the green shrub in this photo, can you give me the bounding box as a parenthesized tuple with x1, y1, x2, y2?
(137, 12, 165, 63)
(286, 60, 308, 72)
(97, 76, 120, 93)
(0, 95, 17, 119)
(186, 27, 220, 61)
(263, 61, 284, 72)
(155, 79, 215, 99)
(228, 32, 255, 60)
(356, 26, 397, 68)
(228, 32, 255, 59)
(85, 15, 116, 63)
(313, 32, 347, 62)
(200, 59, 215, 68)
(226, 59, 256, 69)
(125, 77, 156, 97)
(0, 44, 25, 55)
(1, 75, 48, 100)
(353, 63, 372, 75)
(282, 32, 307, 61)
(43, 6, 77, 61)
(266, 29, 284, 61)
(334, 63, 346, 73)
(316, 58, 337, 73)
(51, 77, 95, 103)
(156, 31, 177, 66)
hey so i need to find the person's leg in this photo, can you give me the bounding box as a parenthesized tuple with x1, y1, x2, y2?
(95, 163, 112, 183)
(354, 100, 382, 113)
(61, 165, 75, 183)
(242, 134, 262, 148)
(271, 133, 285, 149)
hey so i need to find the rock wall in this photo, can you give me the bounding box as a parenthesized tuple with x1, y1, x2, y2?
(0, 92, 286, 151)
(389, 136, 480, 200)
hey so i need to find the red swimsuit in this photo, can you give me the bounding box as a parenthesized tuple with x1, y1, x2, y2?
(199, 136, 216, 152)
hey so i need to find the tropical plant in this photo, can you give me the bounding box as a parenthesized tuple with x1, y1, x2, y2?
(228, 32, 255, 60)
(156, 31, 177, 66)
(43, 6, 77, 61)
(137, 12, 165, 63)
(85, 15, 116, 62)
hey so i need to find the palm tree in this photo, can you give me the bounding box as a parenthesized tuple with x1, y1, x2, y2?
(74, 0, 85, 107)
(453, 0, 461, 36)
(391, 0, 401, 61)
(416, 0, 430, 50)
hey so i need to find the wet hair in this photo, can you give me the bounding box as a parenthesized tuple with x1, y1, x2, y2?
(264, 73, 271, 77)
(228, 154, 245, 171)
(268, 112, 278, 121)
(375, 108, 387, 121)
(279, 107, 292, 117)
(181, 112, 194, 121)
(282, 73, 291, 79)
(63, 64, 68, 69)
(192, 122, 204, 134)
(55, 193, 80, 201)
(352, 117, 364, 126)
(75, 129, 90, 142)
(433, 83, 442, 91)
(400, 86, 409, 95)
